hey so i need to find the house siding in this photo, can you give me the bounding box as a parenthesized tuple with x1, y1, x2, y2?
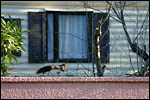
(1, 1, 149, 77)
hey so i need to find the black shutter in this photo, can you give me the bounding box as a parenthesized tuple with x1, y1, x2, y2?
(3, 18, 21, 57)
(93, 13, 110, 63)
(28, 12, 46, 63)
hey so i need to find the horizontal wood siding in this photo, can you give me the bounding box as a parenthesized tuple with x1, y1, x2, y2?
(1, 1, 149, 76)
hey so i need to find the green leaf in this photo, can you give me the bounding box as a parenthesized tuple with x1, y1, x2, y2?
(1, 15, 29, 75)
(20, 45, 26, 52)
(20, 30, 30, 34)
(8, 15, 13, 22)
(9, 20, 18, 29)
(12, 55, 18, 63)
(1, 18, 6, 25)
(1, 22, 6, 29)
(19, 37, 27, 40)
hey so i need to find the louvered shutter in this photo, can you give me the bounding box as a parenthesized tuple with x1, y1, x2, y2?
(28, 12, 46, 63)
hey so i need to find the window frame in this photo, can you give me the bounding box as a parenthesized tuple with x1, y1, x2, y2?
(46, 11, 93, 63)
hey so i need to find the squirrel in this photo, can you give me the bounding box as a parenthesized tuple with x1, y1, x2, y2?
(36, 64, 67, 74)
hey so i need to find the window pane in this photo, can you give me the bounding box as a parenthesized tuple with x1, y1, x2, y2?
(59, 15, 88, 59)
(47, 13, 54, 60)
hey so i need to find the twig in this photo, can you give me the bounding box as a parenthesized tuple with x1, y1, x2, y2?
(84, 70, 90, 77)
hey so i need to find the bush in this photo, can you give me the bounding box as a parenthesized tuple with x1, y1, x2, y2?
(1, 16, 29, 76)
(125, 69, 149, 77)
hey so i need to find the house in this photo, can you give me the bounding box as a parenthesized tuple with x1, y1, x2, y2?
(1, 1, 149, 77)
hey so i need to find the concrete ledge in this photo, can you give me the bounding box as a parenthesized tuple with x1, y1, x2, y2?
(1, 77, 149, 99)
(1, 77, 149, 83)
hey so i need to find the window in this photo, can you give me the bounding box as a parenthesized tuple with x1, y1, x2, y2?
(47, 12, 92, 62)
(28, 11, 109, 63)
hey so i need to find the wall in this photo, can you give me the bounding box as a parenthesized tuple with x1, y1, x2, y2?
(1, 1, 149, 77)
(1, 77, 149, 99)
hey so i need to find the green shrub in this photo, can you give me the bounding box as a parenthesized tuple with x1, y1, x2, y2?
(125, 72, 139, 77)
(1, 16, 29, 76)
(126, 70, 149, 77)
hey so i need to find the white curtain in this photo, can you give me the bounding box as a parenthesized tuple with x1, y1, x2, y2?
(59, 15, 88, 59)
(47, 13, 54, 60)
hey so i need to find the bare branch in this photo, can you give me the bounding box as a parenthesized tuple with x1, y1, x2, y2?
(102, 3, 112, 25)
(108, 1, 149, 76)
(84, 70, 90, 77)
(106, 1, 122, 21)
(120, 7, 132, 46)
(133, 8, 149, 42)
(84, 2, 122, 23)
